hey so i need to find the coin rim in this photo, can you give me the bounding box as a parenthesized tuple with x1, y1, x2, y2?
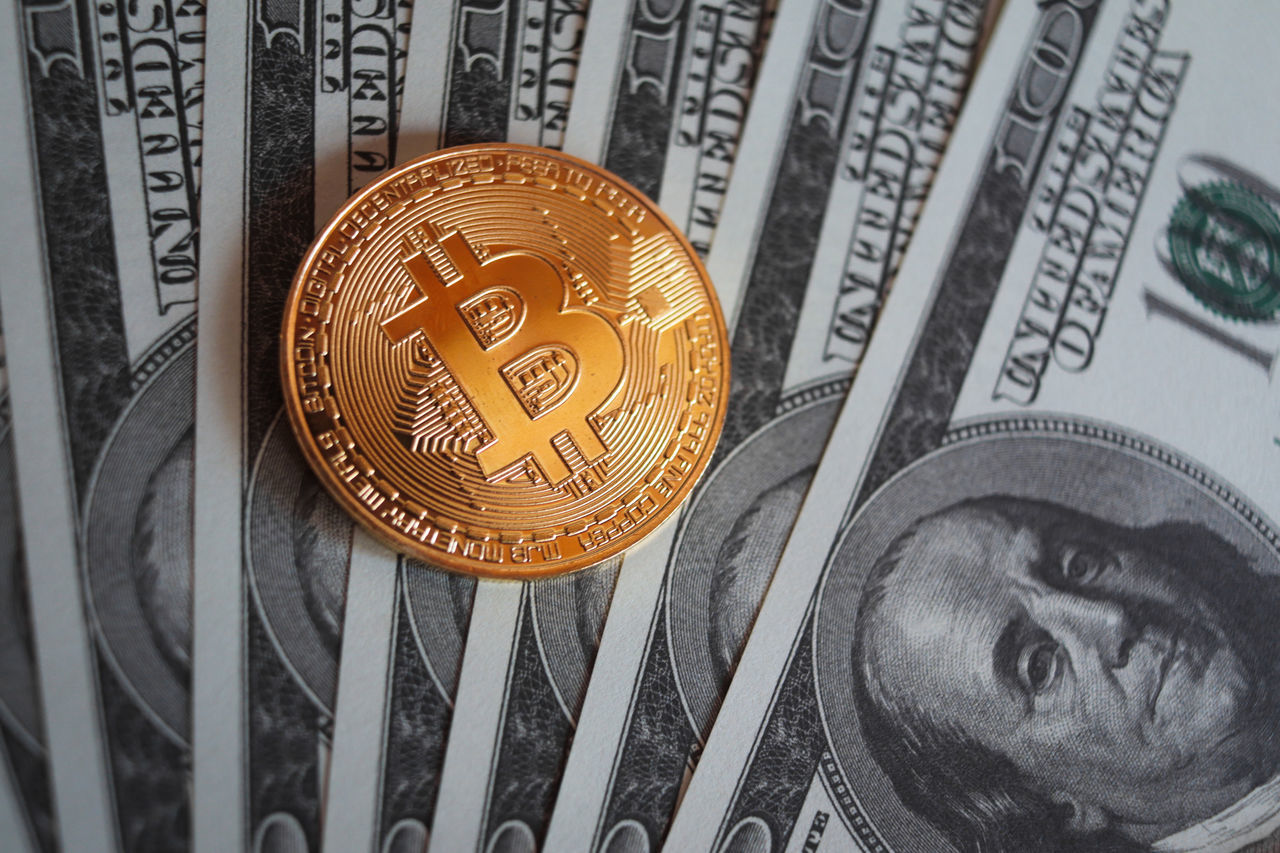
(279, 142, 731, 579)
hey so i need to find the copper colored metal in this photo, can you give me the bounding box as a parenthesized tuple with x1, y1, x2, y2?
(280, 144, 730, 578)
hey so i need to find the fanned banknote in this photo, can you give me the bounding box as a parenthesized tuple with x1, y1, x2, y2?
(669, 2, 1280, 851)
(429, 2, 776, 849)
(431, 562, 619, 851)
(545, 1, 989, 850)
(400, 0, 587, 152)
(563, 0, 773, 254)
(193, 3, 411, 850)
(321, 3, 592, 850)
(0, 2, 204, 849)
(0, 316, 55, 853)
(326, 555, 475, 853)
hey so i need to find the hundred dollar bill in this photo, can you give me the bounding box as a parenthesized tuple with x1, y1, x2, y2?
(544, 1, 988, 850)
(668, 2, 1280, 852)
(320, 3, 592, 851)
(0, 1, 204, 849)
(0, 318, 56, 853)
(424, 560, 614, 849)
(400, 0, 588, 152)
(325, 554, 475, 853)
(564, 0, 770, 254)
(193, 3, 411, 851)
(427, 4, 776, 847)
(430, 563, 620, 852)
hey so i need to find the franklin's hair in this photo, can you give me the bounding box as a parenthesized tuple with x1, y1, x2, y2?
(708, 467, 813, 691)
(293, 473, 352, 656)
(134, 428, 194, 679)
(849, 495, 1274, 853)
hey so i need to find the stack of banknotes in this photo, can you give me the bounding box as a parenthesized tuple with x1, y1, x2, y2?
(4, 0, 1280, 851)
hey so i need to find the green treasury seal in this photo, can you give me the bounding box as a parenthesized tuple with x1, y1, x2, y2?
(1167, 181, 1280, 321)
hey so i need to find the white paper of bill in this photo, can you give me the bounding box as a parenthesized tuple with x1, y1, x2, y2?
(429, 560, 620, 853)
(0, 313, 54, 853)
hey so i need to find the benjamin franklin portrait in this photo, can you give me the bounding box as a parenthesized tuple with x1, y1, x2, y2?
(813, 423, 1280, 853)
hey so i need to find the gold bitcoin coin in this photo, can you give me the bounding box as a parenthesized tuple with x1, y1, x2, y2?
(280, 143, 729, 578)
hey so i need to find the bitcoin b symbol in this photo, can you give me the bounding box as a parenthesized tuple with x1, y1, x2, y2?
(381, 230, 624, 483)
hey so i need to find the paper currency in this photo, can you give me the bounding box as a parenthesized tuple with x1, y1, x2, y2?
(388, 4, 600, 849)
(193, 3, 411, 850)
(0, 2, 204, 849)
(669, 2, 1280, 851)
(430, 562, 619, 851)
(326, 556, 474, 853)
(544, 1, 987, 850)
(400, 0, 589, 152)
(429, 1, 775, 846)
(563, 0, 771, 254)
(426, 3, 778, 845)
(322, 4, 592, 850)
(0, 318, 55, 853)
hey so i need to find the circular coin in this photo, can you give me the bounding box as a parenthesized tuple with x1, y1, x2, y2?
(281, 144, 730, 578)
